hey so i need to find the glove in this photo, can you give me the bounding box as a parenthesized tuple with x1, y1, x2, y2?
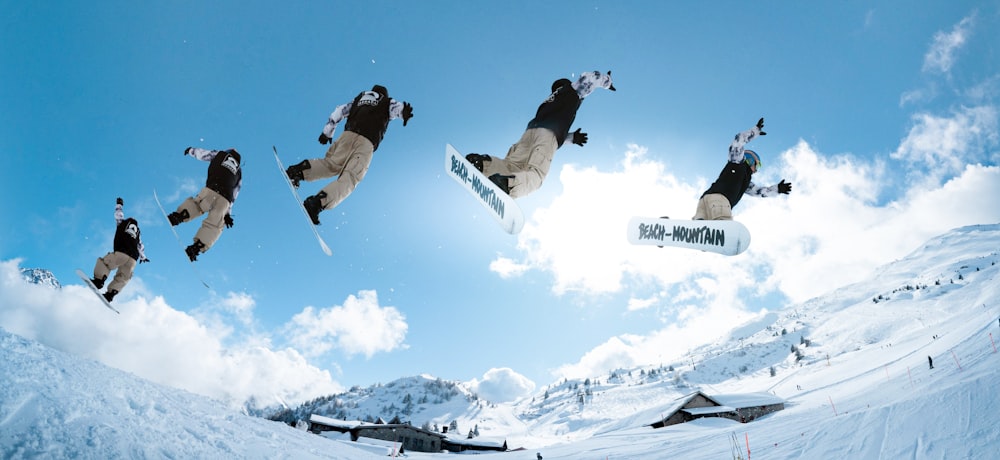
(756, 117, 766, 136)
(402, 102, 413, 126)
(140, 257, 150, 264)
(116, 197, 123, 206)
(571, 128, 588, 146)
(318, 133, 332, 145)
(184, 147, 193, 156)
(777, 180, 792, 194)
(224, 213, 234, 228)
(607, 70, 616, 91)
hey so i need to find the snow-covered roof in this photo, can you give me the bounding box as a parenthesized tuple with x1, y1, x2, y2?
(709, 393, 785, 408)
(443, 437, 506, 448)
(682, 405, 736, 415)
(309, 414, 363, 429)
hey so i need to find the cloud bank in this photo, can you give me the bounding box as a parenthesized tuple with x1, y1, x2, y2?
(0, 262, 410, 408)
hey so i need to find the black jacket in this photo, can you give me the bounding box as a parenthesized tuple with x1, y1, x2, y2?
(113, 217, 142, 261)
(526, 84, 582, 147)
(345, 90, 393, 151)
(205, 149, 242, 203)
(703, 161, 755, 208)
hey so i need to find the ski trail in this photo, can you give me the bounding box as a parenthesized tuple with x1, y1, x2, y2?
(0, 393, 35, 428)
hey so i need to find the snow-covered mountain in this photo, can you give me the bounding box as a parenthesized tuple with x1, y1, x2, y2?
(19, 268, 60, 289)
(2, 224, 998, 458)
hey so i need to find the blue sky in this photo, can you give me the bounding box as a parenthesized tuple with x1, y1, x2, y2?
(2, 1, 998, 405)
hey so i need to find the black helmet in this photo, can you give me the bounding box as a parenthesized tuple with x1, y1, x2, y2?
(551, 78, 572, 93)
(371, 85, 388, 98)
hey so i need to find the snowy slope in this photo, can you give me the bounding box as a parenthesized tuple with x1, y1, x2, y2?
(2, 224, 998, 459)
(0, 330, 383, 459)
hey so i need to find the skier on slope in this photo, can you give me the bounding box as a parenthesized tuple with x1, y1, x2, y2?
(466, 70, 616, 198)
(692, 118, 792, 220)
(90, 197, 149, 303)
(167, 147, 242, 261)
(284, 84, 414, 225)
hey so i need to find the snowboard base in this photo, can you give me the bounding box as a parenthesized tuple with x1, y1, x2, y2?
(445, 144, 524, 234)
(75, 269, 120, 314)
(273, 146, 333, 256)
(627, 217, 751, 256)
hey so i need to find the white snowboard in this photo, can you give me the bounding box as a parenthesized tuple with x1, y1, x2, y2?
(75, 269, 120, 314)
(626, 217, 752, 256)
(273, 146, 332, 256)
(445, 144, 524, 234)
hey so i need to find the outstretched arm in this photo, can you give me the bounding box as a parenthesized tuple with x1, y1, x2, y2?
(321, 102, 353, 139)
(745, 179, 792, 198)
(184, 147, 219, 162)
(387, 99, 414, 126)
(571, 70, 616, 99)
(727, 118, 765, 163)
(114, 197, 124, 225)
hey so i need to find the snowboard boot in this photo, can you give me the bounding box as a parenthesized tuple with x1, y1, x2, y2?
(466, 154, 490, 173)
(103, 289, 118, 303)
(303, 191, 326, 225)
(185, 239, 206, 262)
(488, 174, 512, 195)
(167, 209, 190, 226)
(286, 160, 311, 188)
(91, 274, 107, 290)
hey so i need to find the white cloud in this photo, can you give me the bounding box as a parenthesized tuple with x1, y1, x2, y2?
(510, 144, 712, 296)
(284, 290, 408, 359)
(891, 106, 998, 181)
(0, 260, 341, 407)
(922, 14, 975, 74)
(467, 367, 536, 403)
(489, 255, 530, 279)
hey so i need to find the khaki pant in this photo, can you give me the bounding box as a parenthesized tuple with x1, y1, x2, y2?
(482, 127, 558, 198)
(692, 193, 733, 220)
(93, 251, 136, 293)
(176, 187, 231, 251)
(303, 131, 374, 210)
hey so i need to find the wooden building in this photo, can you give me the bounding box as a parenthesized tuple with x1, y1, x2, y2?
(308, 414, 508, 454)
(308, 414, 446, 453)
(649, 391, 785, 428)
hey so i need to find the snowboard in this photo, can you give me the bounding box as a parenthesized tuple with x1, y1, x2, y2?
(272, 146, 333, 256)
(75, 269, 120, 314)
(444, 144, 524, 234)
(152, 189, 212, 288)
(626, 217, 752, 256)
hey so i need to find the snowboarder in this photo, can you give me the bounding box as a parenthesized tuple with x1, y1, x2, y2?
(90, 197, 149, 302)
(928, 356, 934, 369)
(284, 84, 414, 225)
(692, 118, 792, 220)
(467, 70, 616, 198)
(167, 147, 242, 261)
